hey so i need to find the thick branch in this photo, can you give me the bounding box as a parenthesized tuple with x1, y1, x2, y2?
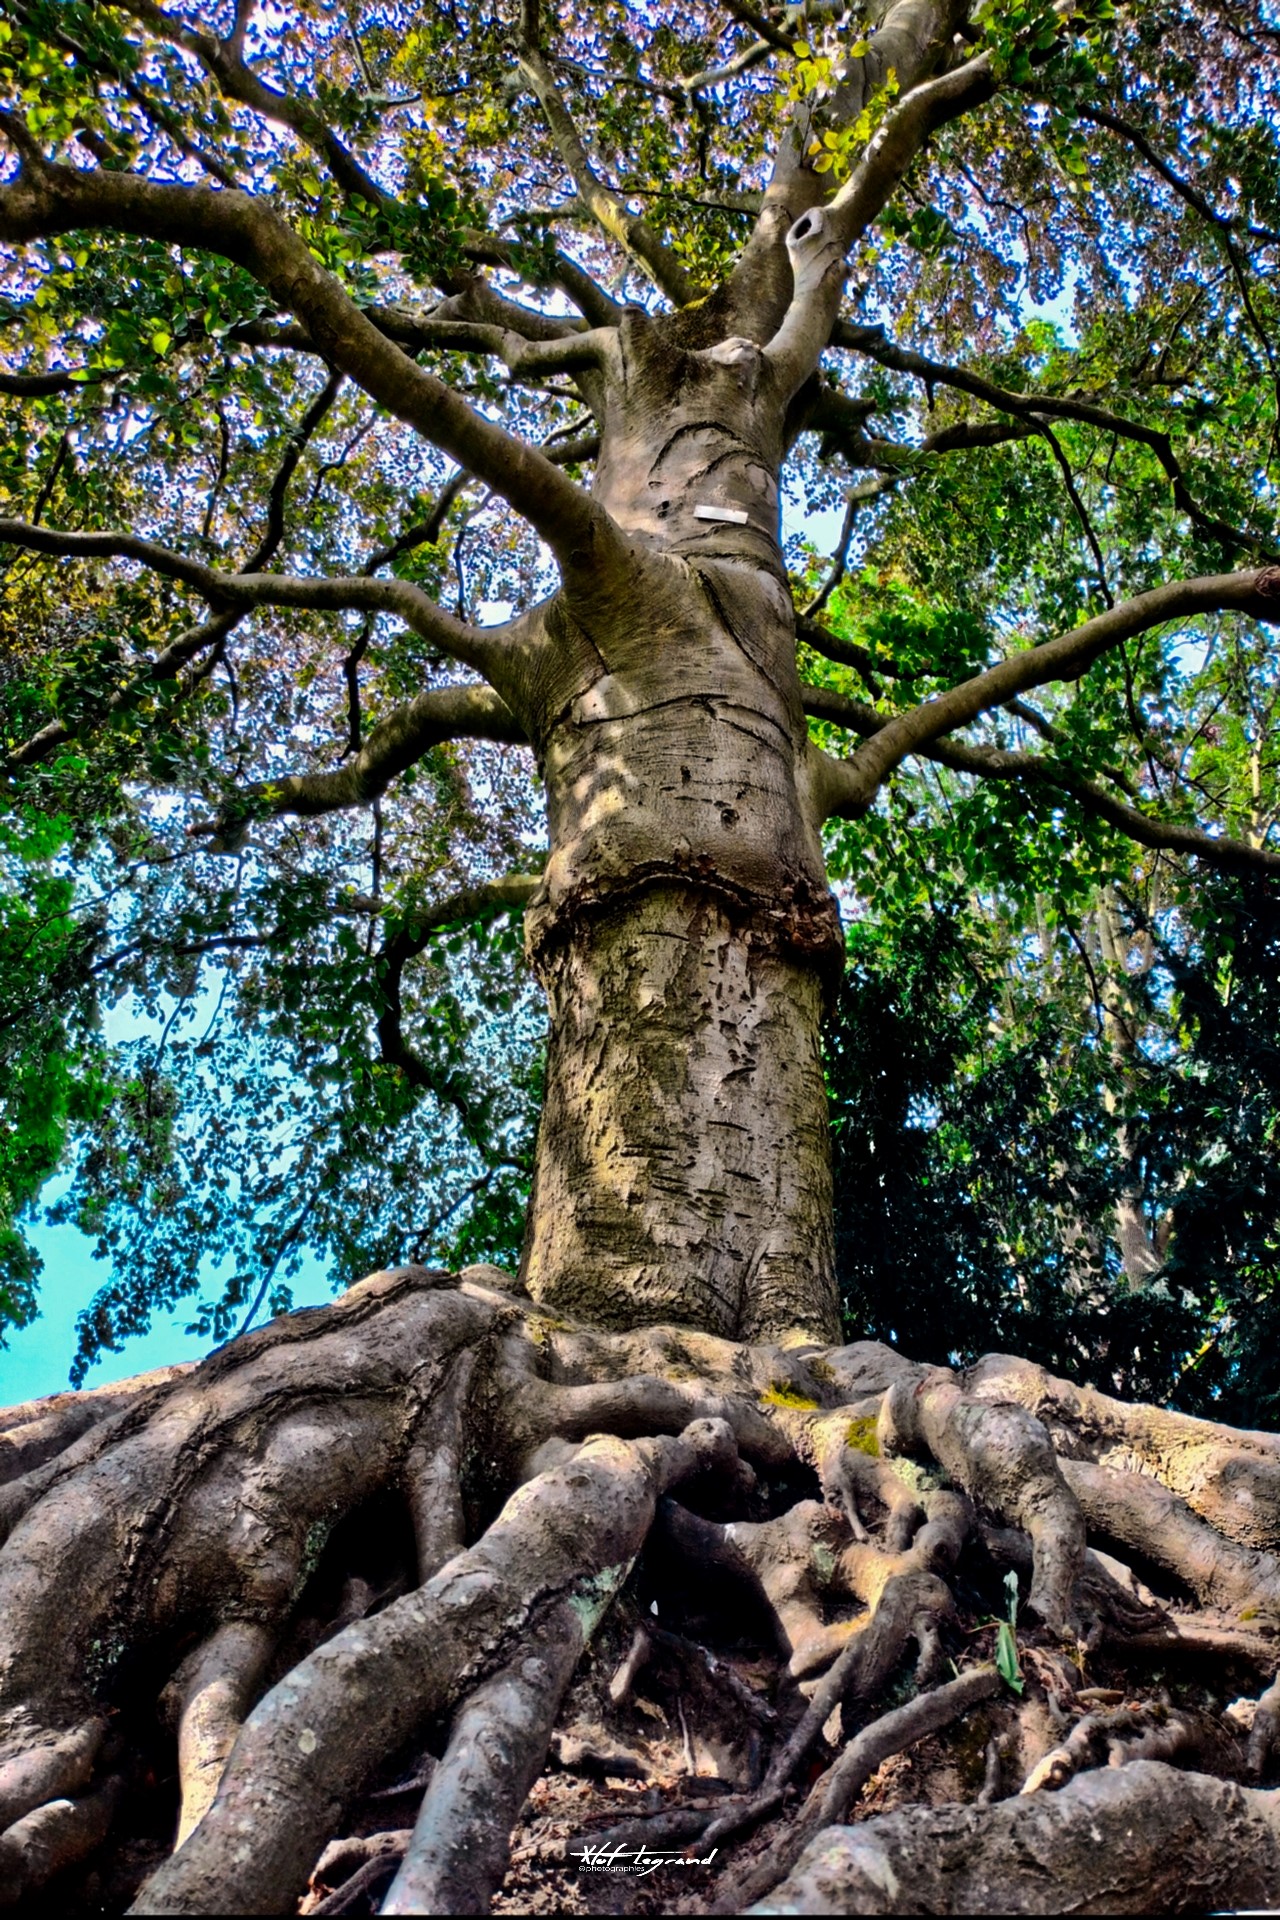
(814, 570, 1280, 814)
(191, 686, 527, 840)
(829, 48, 996, 251)
(516, 14, 695, 306)
(803, 684, 1280, 875)
(354, 317, 613, 383)
(0, 149, 623, 579)
(0, 518, 498, 675)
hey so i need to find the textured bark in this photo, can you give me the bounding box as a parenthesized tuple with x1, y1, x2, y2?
(753, 1761, 1280, 1914)
(511, 313, 843, 1343)
(1, 1277, 1280, 1917)
(521, 886, 839, 1342)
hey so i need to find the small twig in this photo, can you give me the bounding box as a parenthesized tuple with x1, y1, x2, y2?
(608, 1624, 651, 1706)
(311, 1849, 405, 1916)
(677, 1692, 697, 1773)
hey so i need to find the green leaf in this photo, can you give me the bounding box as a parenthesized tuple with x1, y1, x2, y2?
(995, 1620, 1024, 1694)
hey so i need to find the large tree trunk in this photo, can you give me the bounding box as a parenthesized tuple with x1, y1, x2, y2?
(521, 884, 839, 1343)
(514, 308, 844, 1344)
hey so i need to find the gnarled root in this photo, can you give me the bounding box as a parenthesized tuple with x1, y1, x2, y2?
(878, 1371, 1085, 1632)
(130, 1417, 738, 1914)
(754, 1759, 1280, 1914)
(2, 1280, 1280, 1915)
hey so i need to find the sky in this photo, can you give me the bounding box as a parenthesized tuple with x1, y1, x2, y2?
(0, 1207, 337, 1404)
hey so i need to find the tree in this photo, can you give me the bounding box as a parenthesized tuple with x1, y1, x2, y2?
(3, 0, 1280, 1911)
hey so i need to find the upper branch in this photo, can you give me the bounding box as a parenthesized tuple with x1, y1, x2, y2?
(0, 517, 498, 675)
(815, 569, 1280, 815)
(763, 45, 995, 398)
(1078, 104, 1280, 247)
(516, 4, 696, 307)
(6, 367, 345, 769)
(6, 610, 237, 769)
(112, 0, 393, 210)
(0, 143, 625, 582)
(731, 0, 989, 352)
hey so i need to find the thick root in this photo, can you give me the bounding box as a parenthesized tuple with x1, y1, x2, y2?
(380, 1610, 581, 1914)
(2, 1278, 1280, 1916)
(0, 1776, 123, 1909)
(879, 1371, 1085, 1632)
(1060, 1456, 1280, 1619)
(129, 1418, 737, 1913)
(752, 1759, 1280, 1914)
(965, 1354, 1280, 1549)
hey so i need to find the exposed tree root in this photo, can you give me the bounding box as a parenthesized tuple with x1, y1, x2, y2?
(1060, 1455, 1280, 1617)
(1, 1274, 1278, 1916)
(303, 1833, 411, 1916)
(754, 1759, 1280, 1914)
(720, 1666, 1002, 1911)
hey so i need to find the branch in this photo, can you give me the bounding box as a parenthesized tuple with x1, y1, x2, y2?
(37, 0, 242, 190)
(813, 569, 1280, 813)
(6, 611, 238, 770)
(6, 369, 345, 768)
(802, 683, 1280, 876)
(806, 381, 1033, 469)
(797, 613, 892, 692)
(0, 518, 492, 673)
(0, 366, 104, 397)
(387, 872, 542, 965)
(827, 49, 996, 252)
(832, 322, 1280, 564)
(719, 0, 793, 54)
(516, 13, 696, 306)
(762, 44, 997, 397)
(112, 0, 392, 210)
(0, 147, 623, 579)
(348, 317, 613, 382)
(1078, 105, 1280, 246)
(243, 366, 344, 567)
(188, 686, 527, 844)
(459, 234, 622, 330)
(376, 873, 542, 1143)
(234, 306, 612, 389)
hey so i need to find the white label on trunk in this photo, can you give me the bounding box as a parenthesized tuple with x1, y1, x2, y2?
(694, 504, 750, 524)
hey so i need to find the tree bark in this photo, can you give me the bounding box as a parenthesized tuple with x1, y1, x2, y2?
(521, 883, 839, 1342)
(509, 313, 844, 1343)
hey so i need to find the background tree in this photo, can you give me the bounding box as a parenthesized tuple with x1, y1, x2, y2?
(4, 1, 1280, 1913)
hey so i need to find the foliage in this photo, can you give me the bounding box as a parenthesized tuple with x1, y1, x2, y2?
(995, 1570, 1024, 1694)
(826, 826, 1280, 1425)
